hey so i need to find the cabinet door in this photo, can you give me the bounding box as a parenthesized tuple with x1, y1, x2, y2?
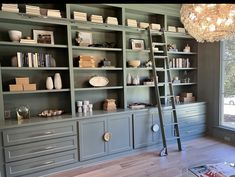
(107, 114, 133, 154)
(79, 118, 108, 161)
(0, 131, 4, 177)
(133, 111, 159, 149)
(162, 111, 174, 140)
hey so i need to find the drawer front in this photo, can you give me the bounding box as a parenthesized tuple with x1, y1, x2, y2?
(4, 136, 77, 162)
(180, 124, 206, 137)
(5, 150, 78, 177)
(3, 121, 77, 146)
(178, 114, 206, 127)
(177, 105, 206, 118)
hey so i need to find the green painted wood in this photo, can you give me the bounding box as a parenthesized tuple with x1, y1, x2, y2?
(74, 86, 123, 91)
(5, 149, 78, 177)
(0, 132, 4, 177)
(177, 104, 206, 118)
(3, 89, 70, 95)
(4, 135, 77, 162)
(1, 67, 69, 71)
(0, 11, 69, 26)
(0, 41, 68, 48)
(79, 117, 108, 161)
(3, 121, 77, 146)
(72, 46, 122, 51)
(167, 51, 197, 55)
(133, 111, 160, 148)
(71, 22, 123, 32)
(67, 24, 76, 116)
(0, 68, 4, 120)
(73, 68, 122, 71)
(107, 114, 133, 154)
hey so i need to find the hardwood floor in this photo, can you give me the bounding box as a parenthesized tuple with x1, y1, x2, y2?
(47, 137, 235, 177)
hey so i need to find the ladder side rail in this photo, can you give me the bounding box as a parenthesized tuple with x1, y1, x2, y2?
(148, 27, 168, 153)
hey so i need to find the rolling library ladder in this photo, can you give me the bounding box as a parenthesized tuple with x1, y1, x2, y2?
(147, 27, 182, 156)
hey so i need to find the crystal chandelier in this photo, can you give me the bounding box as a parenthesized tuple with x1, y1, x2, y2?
(180, 4, 235, 42)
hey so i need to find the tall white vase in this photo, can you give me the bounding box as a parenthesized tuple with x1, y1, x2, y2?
(54, 73, 62, 89)
(46, 77, 54, 90)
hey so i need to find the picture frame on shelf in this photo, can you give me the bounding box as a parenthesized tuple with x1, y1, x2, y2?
(130, 38, 145, 50)
(33, 30, 54, 45)
(75, 31, 92, 47)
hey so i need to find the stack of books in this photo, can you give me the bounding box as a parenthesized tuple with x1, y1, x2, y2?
(79, 55, 95, 68)
(127, 19, 137, 27)
(90, 15, 103, 23)
(26, 5, 40, 16)
(73, 11, 87, 21)
(139, 22, 149, 29)
(150, 23, 161, 30)
(105, 17, 118, 25)
(20, 39, 36, 44)
(47, 9, 61, 18)
(1, 4, 19, 13)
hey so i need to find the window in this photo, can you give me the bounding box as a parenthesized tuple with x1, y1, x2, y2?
(221, 39, 235, 129)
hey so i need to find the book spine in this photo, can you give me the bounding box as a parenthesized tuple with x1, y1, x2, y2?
(16, 52, 22, 67)
(28, 52, 32, 67)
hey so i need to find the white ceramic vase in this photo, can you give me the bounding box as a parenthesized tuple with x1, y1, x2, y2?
(46, 76, 54, 90)
(54, 73, 62, 89)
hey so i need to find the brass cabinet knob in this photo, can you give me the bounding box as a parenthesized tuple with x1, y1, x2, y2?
(152, 124, 159, 132)
(103, 132, 112, 142)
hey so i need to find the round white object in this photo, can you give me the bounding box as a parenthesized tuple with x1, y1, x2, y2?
(152, 124, 160, 132)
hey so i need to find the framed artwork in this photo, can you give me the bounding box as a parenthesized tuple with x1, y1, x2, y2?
(33, 30, 54, 45)
(75, 31, 92, 47)
(130, 38, 145, 50)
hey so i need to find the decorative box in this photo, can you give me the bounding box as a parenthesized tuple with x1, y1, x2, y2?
(168, 26, 177, 32)
(177, 27, 186, 33)
(180, 96, 195, 103)
(150, 23, 161, 30)
(90, 15, 103, 23)
(74, 11, 87, 21)
(127, 19, 137, 27)
(9, 84, 23, 91)
(15, 77, 29, 85)
(180, 92, 193, 98)
(106, 17, 118, 25)
(139, 22, 149, 29)
(103, 99, 117, 111)
(23, 84, 37, 91)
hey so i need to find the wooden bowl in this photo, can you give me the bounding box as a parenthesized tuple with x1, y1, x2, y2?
(128, 60, 141, 68)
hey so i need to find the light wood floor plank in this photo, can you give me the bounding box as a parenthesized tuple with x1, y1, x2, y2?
(46, 137, 235, 177)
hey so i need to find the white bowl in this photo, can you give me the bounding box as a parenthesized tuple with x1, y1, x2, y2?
(128, 60, 141, 68)
(8, 30, 22, 42)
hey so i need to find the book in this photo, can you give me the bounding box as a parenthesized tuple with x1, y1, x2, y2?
(33, 53, 38, 67)
(28, 53, 33, 67)
(16, 52, 22, 67)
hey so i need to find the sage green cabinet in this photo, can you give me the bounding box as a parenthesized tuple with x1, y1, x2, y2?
(133, 111, 160, 149)
(2, 121, 78, 177)
(3, 121, 77, 146)
(79, 113, 132, 161)
(177, 104, 207, 138)
(79, 117, 107, 161)
(5, 150, 78, 177)
(0, 132, 4, 177)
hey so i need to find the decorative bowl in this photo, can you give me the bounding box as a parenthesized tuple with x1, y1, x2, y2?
(8, 30, 22, 42)
(128, 60, 141, 68)
(89, 76, 109, 87)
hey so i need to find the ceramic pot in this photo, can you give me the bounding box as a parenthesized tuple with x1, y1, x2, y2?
(8, 30, 22, 42)
(46, 76, 54, 90)
(54, 73, 62, 89)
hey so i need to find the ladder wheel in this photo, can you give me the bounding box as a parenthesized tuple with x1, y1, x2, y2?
(159, 147, 168, 157)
